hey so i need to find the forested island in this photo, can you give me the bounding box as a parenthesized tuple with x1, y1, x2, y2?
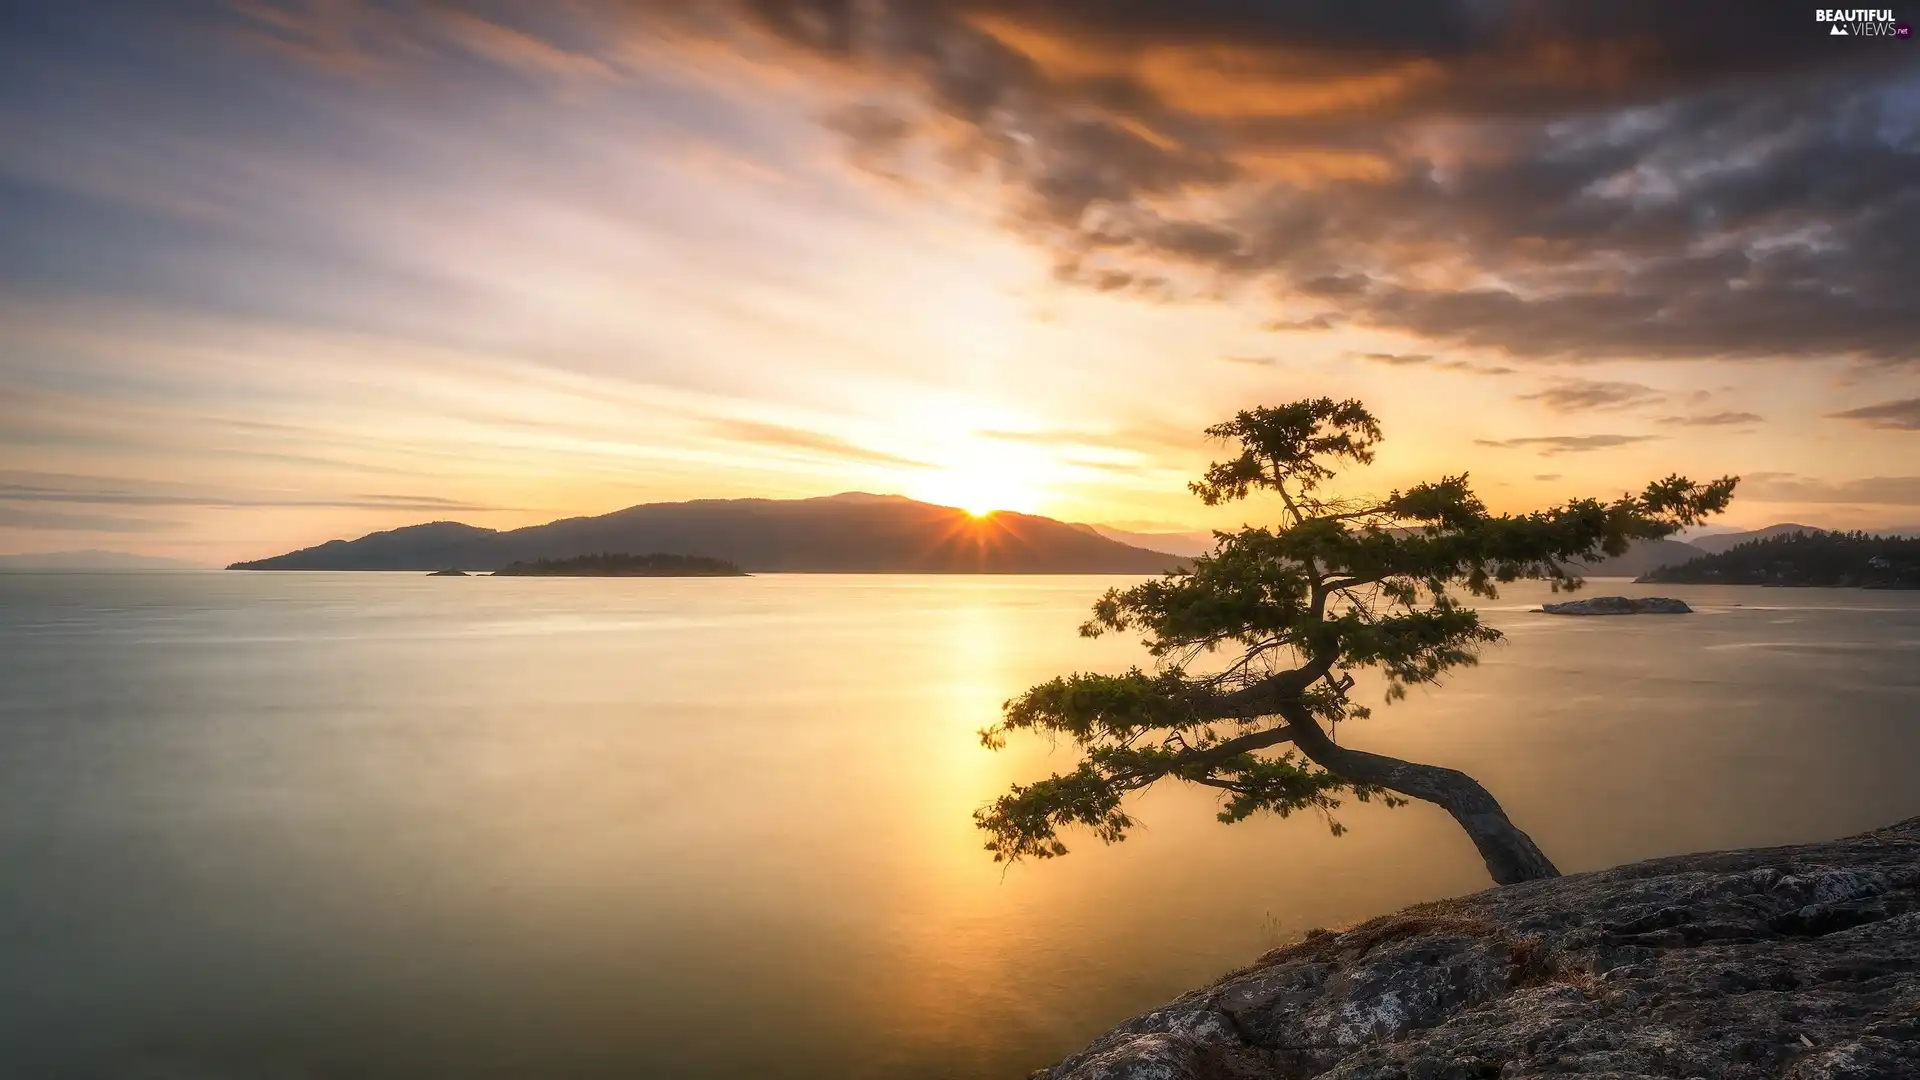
(1639, 530, 1920, 588)
(491, 553, 746, 577)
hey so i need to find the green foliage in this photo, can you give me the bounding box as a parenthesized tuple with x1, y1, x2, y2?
(975, 397, 1737, 863)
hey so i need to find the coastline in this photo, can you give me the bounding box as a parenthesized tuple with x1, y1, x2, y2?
(1037, 818, 1920, 1079)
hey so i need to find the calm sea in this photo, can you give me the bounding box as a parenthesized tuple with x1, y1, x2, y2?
(2, 572, 1917, 1078)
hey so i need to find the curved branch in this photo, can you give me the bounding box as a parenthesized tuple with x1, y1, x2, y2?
(1276, 700, 1560, 884)
(1175, 724, 1295, 769)
(1201, 650, 1341, 719)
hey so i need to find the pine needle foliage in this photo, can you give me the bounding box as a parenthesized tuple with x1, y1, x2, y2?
(975, 398, 1736, 864)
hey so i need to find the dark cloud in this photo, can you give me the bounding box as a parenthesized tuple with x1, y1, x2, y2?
(1829, 397, 1920, 430)
(1519, 379, 1664, 412)
(1356, 352, 1434, 367)
(1474, 434, 1661, 455)
(1741, 472, 1920, 505)
(721, 1, 1920, 365)
(1656, 411, 1765, 426)
(707, 419, 932, 467)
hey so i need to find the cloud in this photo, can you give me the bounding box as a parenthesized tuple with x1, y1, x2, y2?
(1741, 472, 1920, 506)
(1442, 361, 1516, 376)
(1221, 355, 1277, 367)
(1533, 474, 1562, 481)
(1656, 411, 1764, 427)
(0, 505, 178, 532)
(979, 421, 1202, 453)
(207, 4, 1920, 366)
(1474, 434, 1660, 456)
(1519, 379, 1664, 412)
(1265, 315, 1338, 332)
(0, 474, 502, 512)
(709, 1, 1920, 366)
(706, 420, 932, 468)
(1349, 351, 1512, 375)
(1829, 398, 1920, 431)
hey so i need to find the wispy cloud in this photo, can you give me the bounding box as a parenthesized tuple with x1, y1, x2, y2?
(1740, 473, 1920, 506)
(0, 505, 179, 533)
(1348, 352, 1512, 375)
(1221, 355, 1277, 367)
(1474, 434, 1660, 456)
(706, 420, 931, 468)
(1655, 411, 1763, 427)
(1829, 398, 1920, 431)
(1264, 315, 1338, 332)
(1519, 379, 1663, 412)
(0, 474, 501, 512)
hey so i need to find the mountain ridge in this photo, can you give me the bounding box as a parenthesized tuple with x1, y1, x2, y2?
(0, 550, 207, 570)
(229, 494, 1183, 574)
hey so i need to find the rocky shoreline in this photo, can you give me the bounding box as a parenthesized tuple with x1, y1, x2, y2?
(1538, 596, 1693, 616)
(1037, 818, 1920, 1079)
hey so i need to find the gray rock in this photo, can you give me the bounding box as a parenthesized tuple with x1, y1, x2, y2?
(1038, 818, 1920, 1080)
(1540, 596, 1693, 616)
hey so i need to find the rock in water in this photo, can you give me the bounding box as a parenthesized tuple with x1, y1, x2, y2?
(1035, 817, 1920, 1079)
(427, 568, 469, 576)
(1540, 595, 1691, 615)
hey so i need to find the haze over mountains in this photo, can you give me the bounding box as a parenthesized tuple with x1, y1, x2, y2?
(0, 551, 206, 571)
(224, 492, 1917, 578)
(229, 493, 1183, 574)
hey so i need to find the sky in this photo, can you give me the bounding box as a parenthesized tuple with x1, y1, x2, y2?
(2, 1, 1918, 564)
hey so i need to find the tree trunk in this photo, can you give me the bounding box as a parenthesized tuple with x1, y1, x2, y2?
(1279, 702, 1560, 885)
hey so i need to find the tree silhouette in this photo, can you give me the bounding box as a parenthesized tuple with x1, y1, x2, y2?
(975, 399, 1736, 884)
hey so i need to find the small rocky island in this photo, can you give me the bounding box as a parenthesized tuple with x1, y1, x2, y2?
(490, 552, 747, 577)
(1539, 596, 1693, 616)
(427, 568, 469, 576)
(1037, 817, 1920, 1079)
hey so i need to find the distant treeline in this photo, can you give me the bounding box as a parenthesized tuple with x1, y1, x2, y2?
(1639, 531, 1920, 589)
(492, 553, 747, 577)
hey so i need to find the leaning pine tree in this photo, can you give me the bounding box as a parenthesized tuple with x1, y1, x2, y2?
(975, 399, 1736, 885)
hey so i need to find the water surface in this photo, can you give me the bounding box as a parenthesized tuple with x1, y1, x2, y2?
(2, 572, 1917, 1078)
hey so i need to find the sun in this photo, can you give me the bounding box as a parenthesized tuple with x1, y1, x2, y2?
(911, 462, 1042, 518)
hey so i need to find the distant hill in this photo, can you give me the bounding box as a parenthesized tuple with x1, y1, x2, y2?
(229, 493, 1183, 574)
(1567, 537, 1706, 578)
(1087, 525, 1218, 559)
(0, 550, 205, 570)
(1686, 523, 1822, 556)
(1640, 530, 1920, 589)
